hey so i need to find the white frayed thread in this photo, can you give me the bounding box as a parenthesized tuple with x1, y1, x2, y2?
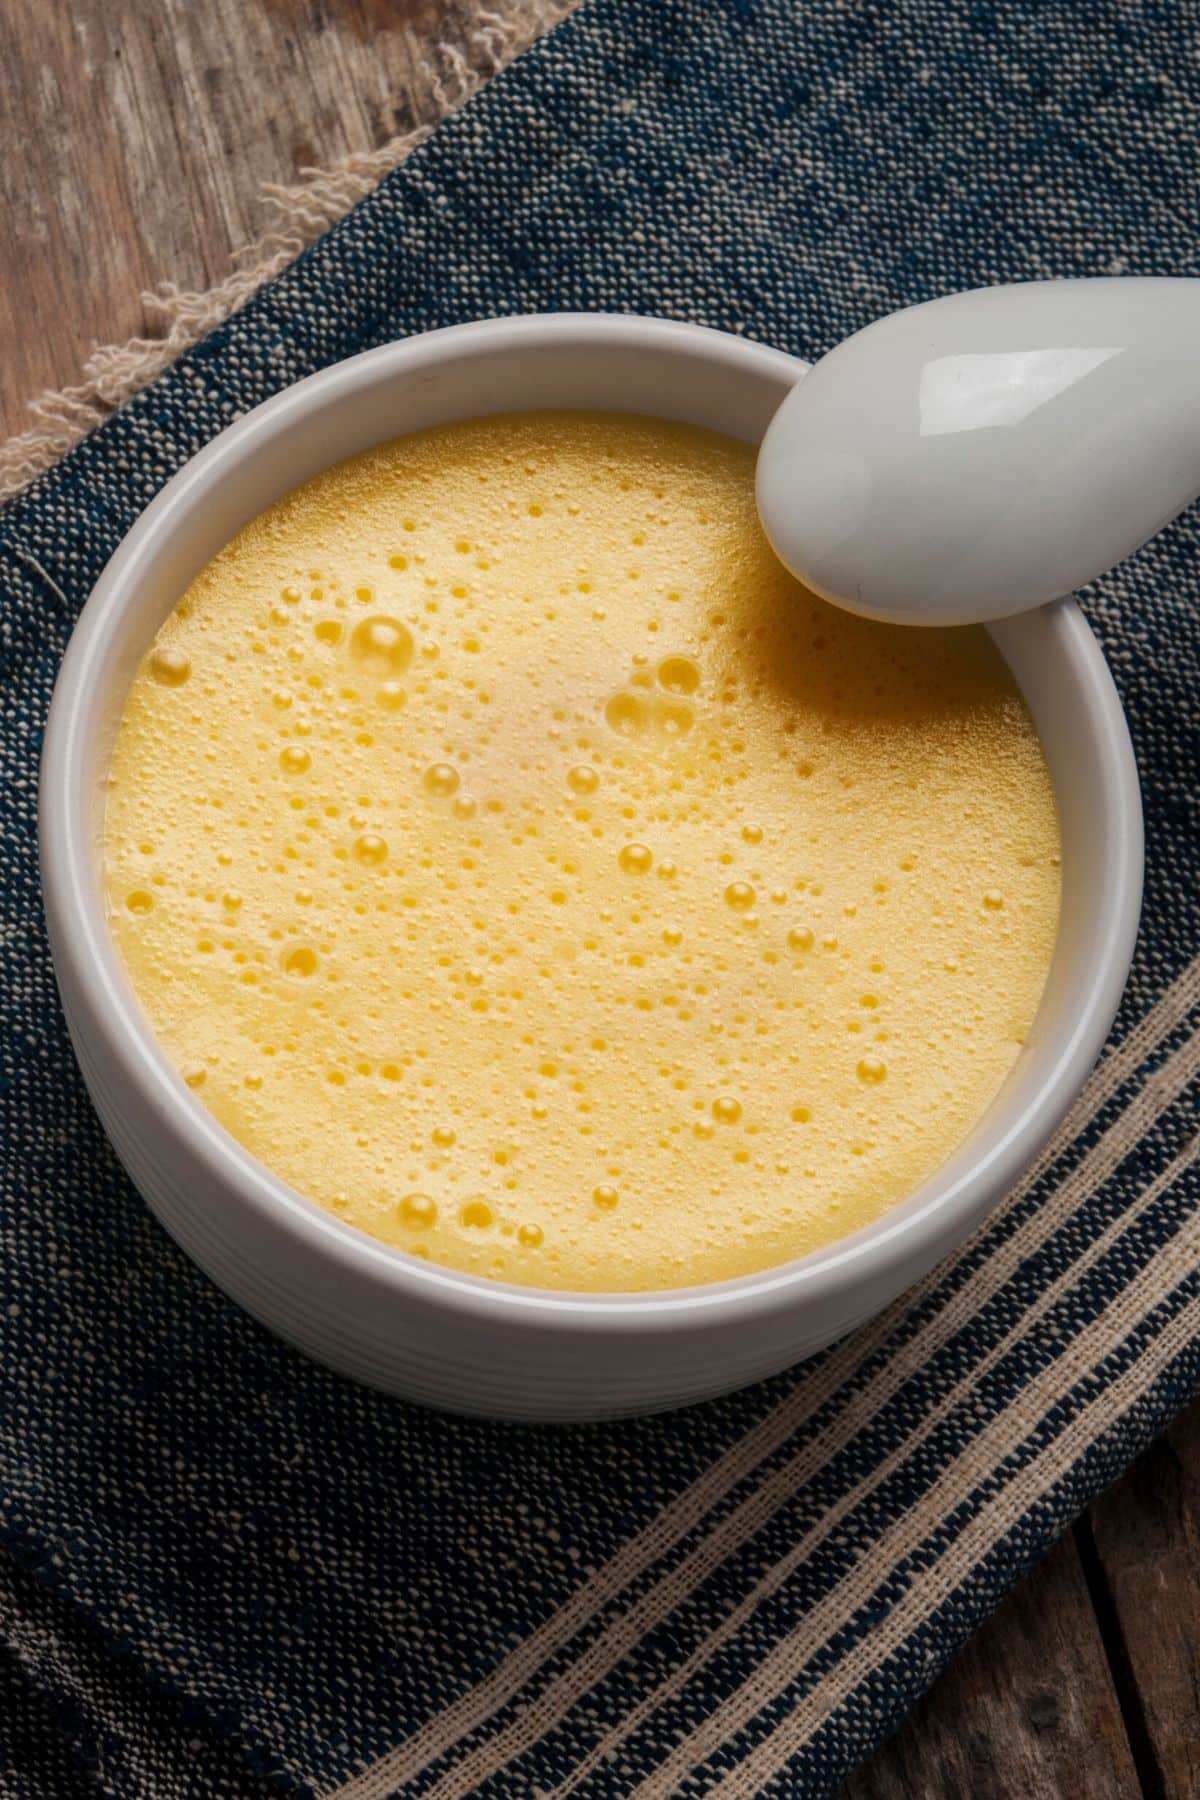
(0, 1, 575, 506)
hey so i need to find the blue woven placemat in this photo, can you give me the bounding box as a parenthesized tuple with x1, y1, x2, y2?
(2, 1, 1199, 1794)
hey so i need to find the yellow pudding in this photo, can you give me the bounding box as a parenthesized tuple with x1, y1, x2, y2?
(104, 413, 1060, 1292)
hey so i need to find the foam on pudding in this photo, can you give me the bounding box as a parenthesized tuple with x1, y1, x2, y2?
(104, 413, 1060, 1291)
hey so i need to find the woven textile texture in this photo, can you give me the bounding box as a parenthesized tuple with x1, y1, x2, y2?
(2, 0, 1199, 1794)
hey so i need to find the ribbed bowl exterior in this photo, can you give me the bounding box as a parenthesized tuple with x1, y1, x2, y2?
(39, 319, 1143, 1420)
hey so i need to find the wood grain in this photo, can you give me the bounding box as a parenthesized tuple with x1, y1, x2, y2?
(2, 6, 1199, 1796)
(0, 0, 542, 439)
(1082, 1403, 1200, 1798)
(842, 1534, 1139, 1800)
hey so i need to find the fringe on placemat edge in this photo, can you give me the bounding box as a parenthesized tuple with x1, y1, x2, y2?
(0, 0, 576, 507)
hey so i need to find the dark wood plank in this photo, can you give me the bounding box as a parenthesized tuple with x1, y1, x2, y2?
(0, 0, 567, 440)
(1082, 1401, 1200, 1798)
(842, 1533, 1139, 1800)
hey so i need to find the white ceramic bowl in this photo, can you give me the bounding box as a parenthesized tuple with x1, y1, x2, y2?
(39, 316, 1143, 1421)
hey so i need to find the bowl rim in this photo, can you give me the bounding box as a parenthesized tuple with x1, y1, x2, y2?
(39, 312, 1144, 1333)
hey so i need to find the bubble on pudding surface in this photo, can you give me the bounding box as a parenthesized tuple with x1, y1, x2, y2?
(149, 645, 191, 687)
(126, 889, 154, 915)
(712, 1096, 742, 1124)
(605, 691, 651, 736)
(653, 695, 695, 737)
(787, 925, 814, 951)
(352, 834, 388, 866)
(400, 1192, 437, 1228)
(461, 1199, 493, 1229)
(423, 763, 460, 798)
(592, 1184, 619, 1211)
(725, 881, 755, 910)
(349, 615, 413, 676)
(857, 1055, 887, 1084)
(618, 843, 653, 875)
(657, 655, 700, 695)
(279, 746, 311, 775)
(282, 945, 318, 977)
(567, 764, 599, 796)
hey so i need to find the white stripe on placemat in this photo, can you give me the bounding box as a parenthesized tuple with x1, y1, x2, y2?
(551, 1130, 1200, 1799)
(706, 1278, 1200, 1799)
(329, 958, 1200, 1800)
(417, 1028, 1200, 1800)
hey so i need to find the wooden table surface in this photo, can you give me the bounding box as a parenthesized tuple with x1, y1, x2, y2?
(3, 4, 1198, 1795)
